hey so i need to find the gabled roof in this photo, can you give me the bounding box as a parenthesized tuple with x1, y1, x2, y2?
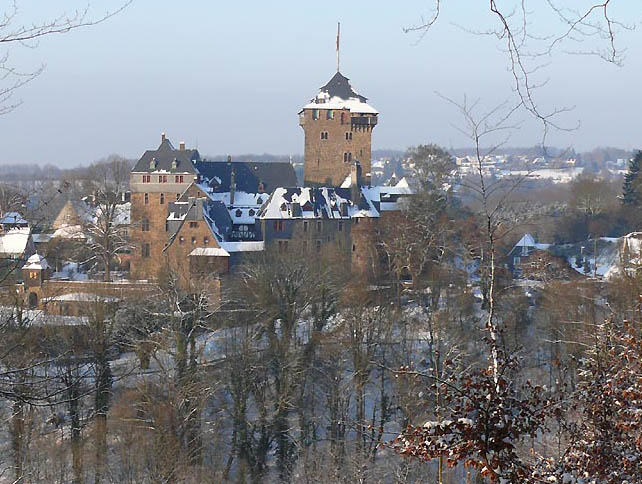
(132, 137, 200, 174)
(0, 212, 27, 226)
(164, 199, 233, 251)
(516, 233, 536, 247)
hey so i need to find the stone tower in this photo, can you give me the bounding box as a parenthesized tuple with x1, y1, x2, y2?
(299, 72, 378, 187)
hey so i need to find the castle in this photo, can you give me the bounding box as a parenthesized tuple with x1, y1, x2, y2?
(126, 70, 409, 288)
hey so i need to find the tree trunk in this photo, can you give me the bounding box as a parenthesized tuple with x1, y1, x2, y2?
(94, 358, 111, 484)
(11, 400, 24, 483)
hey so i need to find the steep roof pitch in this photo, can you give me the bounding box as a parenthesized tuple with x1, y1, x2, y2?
(132, 138, 200, 173)
(256, 187, 379, 220)
(302, 71, 378, 115)
(320, 71, 367, 102)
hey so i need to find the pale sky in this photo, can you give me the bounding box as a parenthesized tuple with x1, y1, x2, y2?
(1, 1, 641, 166)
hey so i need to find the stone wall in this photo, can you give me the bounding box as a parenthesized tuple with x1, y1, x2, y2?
(301, 108, 374, 187)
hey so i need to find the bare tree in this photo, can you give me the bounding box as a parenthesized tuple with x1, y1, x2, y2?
(0, 2, 131, 115)
(406, 1, 634, 142)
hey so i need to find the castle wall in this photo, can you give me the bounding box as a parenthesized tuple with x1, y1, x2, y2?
(301, 108, 375, 187)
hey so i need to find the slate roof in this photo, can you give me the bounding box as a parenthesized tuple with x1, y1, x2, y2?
(320, 72, 367, 102)
(0, 212, 28, 226)
(164, 199, 233, 250)
(302, 71, 378, 114)
(194, 160, 297, 194)
(132, 138, 200, 173)
(256, 187, 378, 220)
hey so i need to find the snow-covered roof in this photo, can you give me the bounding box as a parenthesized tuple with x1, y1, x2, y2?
(516, 233, 536, 247)
(302, 71, 378, 114)
(42, 293, 119, 303)
(0, 227, 31, 255)
(257, 187, 379, 220)
(24, 253, 48, 270)
(189, 247, 230, 257)
(219, 241, 265, 252)
(0, 212, 27, 225)
(92, 202, 130, 226)
(52, 224, 86, 240)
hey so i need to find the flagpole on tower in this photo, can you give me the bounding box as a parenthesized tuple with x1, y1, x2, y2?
(336, 22, 340, 72)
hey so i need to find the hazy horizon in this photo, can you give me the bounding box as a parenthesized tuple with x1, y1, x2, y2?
(0, 1, 640, 167)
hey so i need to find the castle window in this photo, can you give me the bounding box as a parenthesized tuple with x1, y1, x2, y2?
(142, 218, 150, 232)
(189, 222, 198, 228)
(172, 159, 178, 170)
(338, 221, 343, 232)
(191, 236, 196, 245)
(312, 109, 319, 120)
(142, 243, 150, 258)
(204, 236, 209, 245)
(142, 174, 151, 183)
(165, 222, 168, 232)
(320, 131, 329, 140)
(179, 236, 185, 245)
(274, 220, 285, 232)
(160, 193, 165, 204)
(175, 175, 184, 183)
(317, 221, 322, 232)
(326, 110, 333, 120)
(344, 153, 348, 163)
(348, 152, 352, 162)
(345, 132, 352, 140)
(144, 193, 149, 205)
(352, 244, 356, 252)
(159, 175, 167, 183)
(316, 240, 321, 252)
(341, 112, 345, 123)
(303, 221, 308, 232)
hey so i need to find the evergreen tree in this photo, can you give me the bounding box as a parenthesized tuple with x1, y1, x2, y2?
(622, 150, 642, 205)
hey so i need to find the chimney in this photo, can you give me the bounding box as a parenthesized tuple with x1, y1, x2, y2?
(350, 161, 362, 202)
(161, 132, 166, 142)
(179, 141, 185, 151)
(230, 169, 236, 206)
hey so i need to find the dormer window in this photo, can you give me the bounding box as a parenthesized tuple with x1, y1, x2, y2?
(171, 158, 178, 170)
(326, 110, 334, 120)
(149, 158, 157, 170)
